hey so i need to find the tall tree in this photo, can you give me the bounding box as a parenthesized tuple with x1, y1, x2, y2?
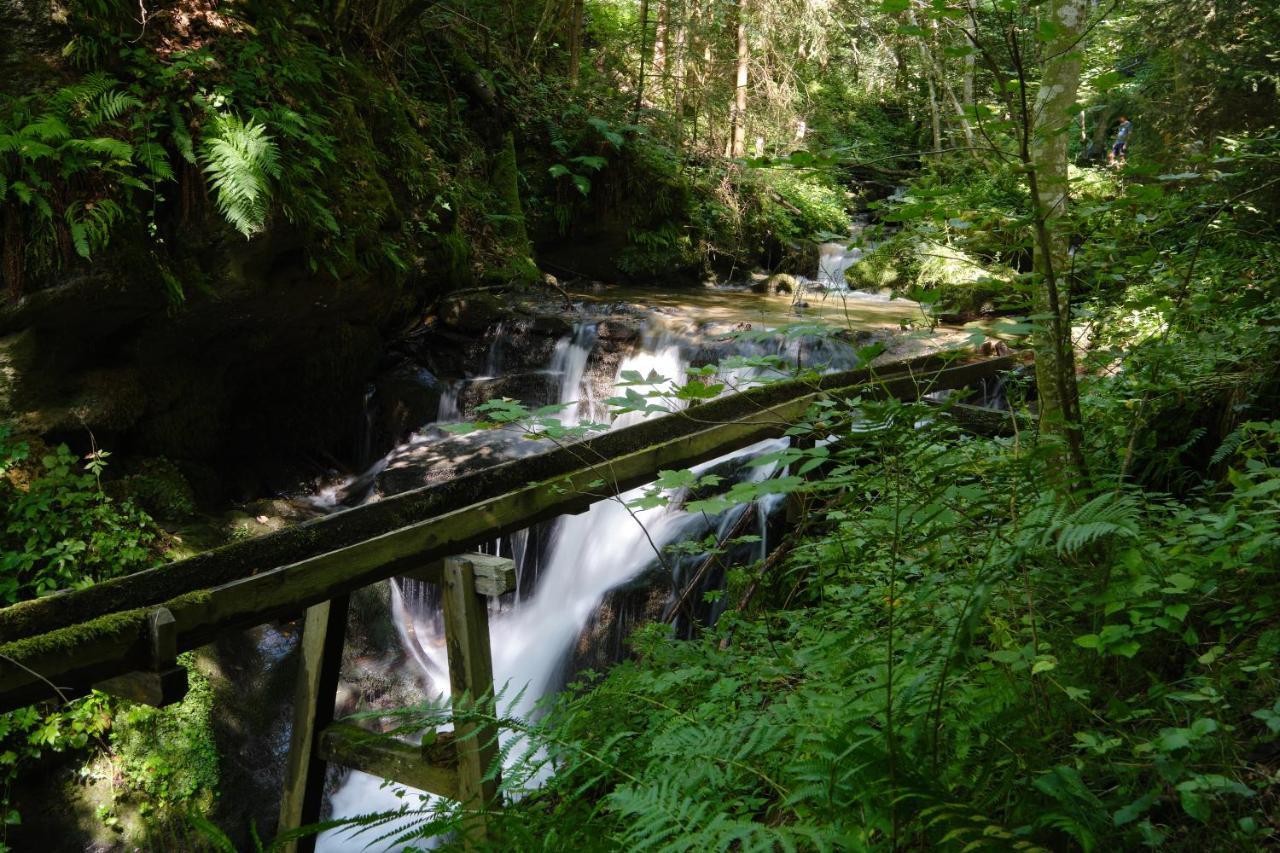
(729, 0, 749, 157)
(1023, 0, 1091, 479)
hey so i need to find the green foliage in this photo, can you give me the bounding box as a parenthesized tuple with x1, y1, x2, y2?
(199, 114, 281, 239)
(0, 430, 170, 844)
(107, 653, 219, 814)
(0, 692, 113, 851)
(0, 431, 160, 602)
(463, 396, 1278, 851)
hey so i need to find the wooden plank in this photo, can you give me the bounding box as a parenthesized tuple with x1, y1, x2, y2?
(0, 352, 991, 646)
(317, 723, 460, 800)
(0, 357, 1018, 709)
(277, 595, 349, 853)
(441, 557, 500, 844)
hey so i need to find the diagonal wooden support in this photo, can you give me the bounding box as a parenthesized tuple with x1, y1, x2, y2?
(317, 723, 460, 799)
(278, 595, 350, 853)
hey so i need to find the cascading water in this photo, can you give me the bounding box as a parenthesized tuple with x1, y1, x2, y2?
(317, 318, 802, 851)
(314, 239, 926, 845)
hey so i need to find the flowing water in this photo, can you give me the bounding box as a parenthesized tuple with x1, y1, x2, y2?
(314, 249, 925, 850)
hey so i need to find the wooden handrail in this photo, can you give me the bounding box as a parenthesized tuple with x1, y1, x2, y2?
(0, 354, 1016, 711)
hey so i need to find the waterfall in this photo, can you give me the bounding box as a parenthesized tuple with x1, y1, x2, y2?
(549, 323, 598, 425)
(317, 321, 792, 852)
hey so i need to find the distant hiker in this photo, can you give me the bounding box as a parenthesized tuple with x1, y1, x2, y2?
(1109, 116, 1131, 164)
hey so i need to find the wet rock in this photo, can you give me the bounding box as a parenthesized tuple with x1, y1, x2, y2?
(595, 318, 642, 346)
(439, 290, 506, 333)
(459, 372, 559, 415)
(751, 273, 797, 295)
(374, 364, 444, 445)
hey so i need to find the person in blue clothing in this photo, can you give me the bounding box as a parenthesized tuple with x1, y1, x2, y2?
(1109, 116, 1131, 164)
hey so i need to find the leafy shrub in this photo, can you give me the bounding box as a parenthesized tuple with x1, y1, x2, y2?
(0, 432, 161, 602)
(849, 235, 1019, 316)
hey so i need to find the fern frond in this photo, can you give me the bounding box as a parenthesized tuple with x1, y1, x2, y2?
(49, 72, 118, 111)
(64, 136, 133, 162)
(21, 114, 72, 142)
(199, 114, 281, 238)
(64, 199, 122, 258)
(1050, 492, 1141, 556)
(134, 141, 174, 182)
(87, 89, 143, 127)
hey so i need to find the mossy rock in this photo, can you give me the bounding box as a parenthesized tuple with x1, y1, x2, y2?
(914, 241, 1016, 318)
(111, 457, 198, 521)
(751, 273, 797, 295)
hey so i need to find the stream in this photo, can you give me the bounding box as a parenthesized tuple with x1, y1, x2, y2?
(310, 245, 934, 850)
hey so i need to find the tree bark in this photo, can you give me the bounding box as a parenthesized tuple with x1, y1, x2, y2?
(729, 0, 749, 158)
(671, 0, 688, 138)
(1025, 0, 1090, 480)
(568, 0, 584, 87)
(634, 0, 651, 120)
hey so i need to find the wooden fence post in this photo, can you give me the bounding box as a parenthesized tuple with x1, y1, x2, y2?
(440, 556, 501, 845)
(278, 595, 350, 853)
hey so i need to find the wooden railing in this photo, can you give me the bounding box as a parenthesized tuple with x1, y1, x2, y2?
(0, 352, 1018, 848)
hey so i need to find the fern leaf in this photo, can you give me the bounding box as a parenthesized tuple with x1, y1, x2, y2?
(199, 114, 280, 238)
(88, 90, 143, 127)
(21, 114, 71, 142)
(134, 141, 175, 182)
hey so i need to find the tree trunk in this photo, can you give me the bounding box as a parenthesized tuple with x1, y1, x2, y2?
(672, 0, 688, 137)
(568, 0, 584, 87)
(925, 74, 942, 154)
(653, 0, 668, 83)
(1025, 0, 1090, 480)
(963, 44, 975, 108)
(634, 0, 650, 120)
(729, 0, 748, 158)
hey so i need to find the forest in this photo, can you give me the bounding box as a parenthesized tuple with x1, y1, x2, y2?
(0, 0, 1278, 849)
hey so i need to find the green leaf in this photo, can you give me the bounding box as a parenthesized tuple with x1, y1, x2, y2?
(1179, 789, 1210, 823)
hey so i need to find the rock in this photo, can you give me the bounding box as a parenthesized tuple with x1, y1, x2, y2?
(439, 291, 506, 332)
(768, 273, 797, 294)
(752, 273, 797, 295)
(459, 372, 559, 416)
(596, 319, 642, 345)
(374, 365, 444, 445)
(0, 329, 37, 420)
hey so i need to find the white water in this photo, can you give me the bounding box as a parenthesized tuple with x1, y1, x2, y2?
(318, 320, 793, 851)
(316, 221, 903, 848)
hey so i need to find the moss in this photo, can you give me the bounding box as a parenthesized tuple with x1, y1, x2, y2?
(849, 238, 1017, 317)
(0, 590, 211, 676)
(492, 131, 532, 256)
(0, 608, 146, 666)
(112, 458, 198, 521)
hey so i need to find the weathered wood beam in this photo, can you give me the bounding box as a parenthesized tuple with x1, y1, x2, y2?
(928, 400, 1031, 437)
(0, 353, 978, 646)
(278, 596, 349, 853)
(0, 356, 1017, 710)
(441, 556, 501, 843)
(400, 553, 517, 598)
(316, 723, 461, 801)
